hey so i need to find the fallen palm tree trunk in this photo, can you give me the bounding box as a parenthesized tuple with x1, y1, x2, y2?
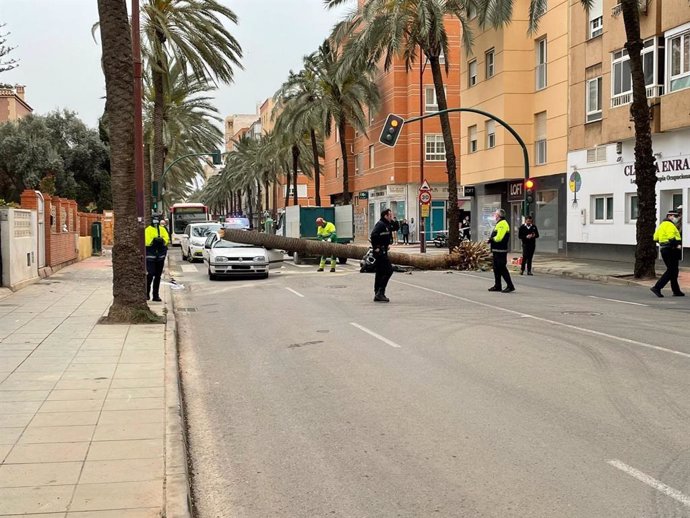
(221, 229, 492, 270)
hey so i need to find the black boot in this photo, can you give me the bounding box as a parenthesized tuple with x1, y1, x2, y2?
(374, 289, 389, 302)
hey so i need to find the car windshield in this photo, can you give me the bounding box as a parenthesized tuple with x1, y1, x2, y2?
(192, 224, 221, 238)
(213, 240, 256, 249)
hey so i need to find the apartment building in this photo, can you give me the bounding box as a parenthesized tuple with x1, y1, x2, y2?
(322, 30, 463, 240)
(567, 0, 690, 262)
(0, 85, 32, 123)
(459, 1, 569, 253)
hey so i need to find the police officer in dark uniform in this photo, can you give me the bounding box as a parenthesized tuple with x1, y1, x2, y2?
(370, 208, 394, 302)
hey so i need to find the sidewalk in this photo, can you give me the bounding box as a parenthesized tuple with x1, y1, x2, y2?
(387, 242, 690, 289)
(0, 257, 189, 517)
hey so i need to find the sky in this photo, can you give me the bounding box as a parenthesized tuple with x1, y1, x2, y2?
(0, 0, 351, 127)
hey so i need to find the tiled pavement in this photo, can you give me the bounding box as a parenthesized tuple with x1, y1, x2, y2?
(0, 257, 185, 518)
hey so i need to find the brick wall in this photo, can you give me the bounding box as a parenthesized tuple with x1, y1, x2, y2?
(20, 190, 103, 270)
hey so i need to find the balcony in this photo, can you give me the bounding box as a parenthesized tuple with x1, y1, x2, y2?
(610, 85, 664, 107)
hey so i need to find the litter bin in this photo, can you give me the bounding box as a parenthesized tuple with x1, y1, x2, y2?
(91, 221, 102, 255)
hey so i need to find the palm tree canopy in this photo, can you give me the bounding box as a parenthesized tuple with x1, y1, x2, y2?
(142, 0, 243, 84)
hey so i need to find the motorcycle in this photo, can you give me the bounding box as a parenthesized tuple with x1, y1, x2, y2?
(433, 232, 448, 248)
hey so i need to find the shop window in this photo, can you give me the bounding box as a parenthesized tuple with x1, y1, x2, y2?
(592, 194, 614, 222)
(626, 193, 639, 223)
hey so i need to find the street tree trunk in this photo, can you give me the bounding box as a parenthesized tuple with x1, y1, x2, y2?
(151, 45, 166, 212)
(221, 229, 491, 270)
(284, 171, 290, 208)
(310, 129, 322, 206)
(291, 144, 299, 206)
(144, 141, 151, 217)
(428, 55, 460, 251)
(622, 0, 657, 278)
(338, 118, 351, 205)
(97, 0, 151, 321)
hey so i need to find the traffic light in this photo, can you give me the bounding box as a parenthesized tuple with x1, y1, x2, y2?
(379, 114, 405, 147)
(211, 149, 222, 165)
(524, 179, 535, 204)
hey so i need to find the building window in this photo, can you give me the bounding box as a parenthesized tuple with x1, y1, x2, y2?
(626, 193, 639, 222)
(369, 145, 375, 169)
(336, 129, 340, 143)
(586, 145, 607, 163)
(468, 125, 478, 153)
(668, 29, 690, 92)
(438, 51, 445, 65)
(468, 60, 478, 87)
(586, 77, 603, 122)
(534, 112, 547, 165)
(355, 153, 362, 175)
(486, 120, 496, 148)
(589, 0, 603, 38)
(485, 49, 495, 78)
(612, 39, 663, 106)
(536, 38, 547, 90)
(593, 195, 614, 222)
(335, 157, 340, 178)
(425, 134, 446, 161)
(425, 86, 438, 112)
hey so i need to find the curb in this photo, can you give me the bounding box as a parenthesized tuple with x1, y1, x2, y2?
(529, 266, 649, 287)
(164, 285, 193, 518)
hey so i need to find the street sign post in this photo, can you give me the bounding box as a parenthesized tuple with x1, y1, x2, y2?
(418, 180, 432, 252)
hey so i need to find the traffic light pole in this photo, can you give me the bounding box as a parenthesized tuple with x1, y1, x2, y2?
(404, 107, 531, 216)
(154, 150, 223, 213)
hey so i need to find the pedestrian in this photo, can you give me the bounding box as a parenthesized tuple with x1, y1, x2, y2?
(401, 219, 410, 244)
(316, 217, 337, 272)
(651, 209, 684, 297)
(461, 216, 471, 241)
(391, 216, 400, 244)
(487, 209, 515, 293)
(371, 208, 395, 302)
(409, 218, 417, 244)
(145, 214, 170, 302)
(518, 215, 540, 275)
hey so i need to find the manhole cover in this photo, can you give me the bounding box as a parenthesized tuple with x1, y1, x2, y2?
(561, 311, 602, 316)
(176, 307, 198, 312)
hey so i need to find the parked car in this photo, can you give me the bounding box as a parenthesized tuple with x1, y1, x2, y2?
(181, 222, 222, 262)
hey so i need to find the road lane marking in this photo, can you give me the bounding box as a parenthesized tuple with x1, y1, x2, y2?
(181, 265, 198, 273)
(588, 295, 648, 307)
(350, 323, 401, 348)
(393, 280, 690, 360)
(607, 459, 690, 508)
(285, 287, 305, 298)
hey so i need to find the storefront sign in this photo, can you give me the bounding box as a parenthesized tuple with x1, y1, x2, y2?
(508, 181, 523, 202)
(358, 192, 369, 200)
(461, 186, 475, 197)
(387, 185, 406, 196)
(370, 190, 386, 198)
(569, 171, 582, 193)
(623, 157, 690, 183)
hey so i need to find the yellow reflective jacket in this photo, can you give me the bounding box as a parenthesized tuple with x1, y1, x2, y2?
(145, 224, 170, 246)
(653, 220, 681, 245)
(317, 221, 336, 241)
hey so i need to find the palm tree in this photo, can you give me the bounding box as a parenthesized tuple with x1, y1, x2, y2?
(141, 0, 242, 210)
(274, 67, 327, 206)
(143, 58, 223, 209)
(307, 39, 380, 205)
(327, 0, 469, 248)
(96, 0, 150, 320)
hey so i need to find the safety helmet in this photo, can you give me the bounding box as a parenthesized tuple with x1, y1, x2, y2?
(316, 217, 325, 226)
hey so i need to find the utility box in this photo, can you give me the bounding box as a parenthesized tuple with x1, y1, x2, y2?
(91, 221, 102, 255)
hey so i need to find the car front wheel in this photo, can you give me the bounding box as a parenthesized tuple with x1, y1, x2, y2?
(208, 267, 217, 281)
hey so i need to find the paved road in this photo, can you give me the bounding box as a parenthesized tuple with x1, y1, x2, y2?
(171, 250, 690, 518)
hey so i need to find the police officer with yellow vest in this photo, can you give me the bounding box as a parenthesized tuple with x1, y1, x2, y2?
(145, 214, 170, 302)
(651, 209, 684, 298)
(487, 209, 516, 293)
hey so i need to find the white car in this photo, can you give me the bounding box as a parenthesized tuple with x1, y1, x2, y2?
(203, 233, 284, 280)
(181, 222, 222, 262)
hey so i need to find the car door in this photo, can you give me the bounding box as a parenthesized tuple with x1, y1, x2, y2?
(266, 248, 284, 269)
(181, 225, 191, 255)
(202, 234, 217, 263)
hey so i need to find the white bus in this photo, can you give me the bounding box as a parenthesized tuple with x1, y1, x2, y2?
(168, 203, 210, 246)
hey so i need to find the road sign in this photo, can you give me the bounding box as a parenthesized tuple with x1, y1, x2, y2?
(569, 171, 582, 193)
(421, 204, 430, 218)
(419, 179, 431, 192)
(419, 191, 432, 204)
